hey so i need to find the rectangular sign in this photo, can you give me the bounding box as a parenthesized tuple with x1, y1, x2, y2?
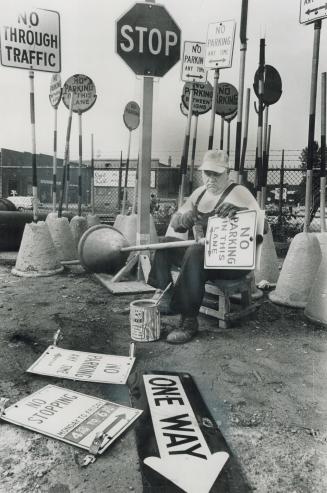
(1, 385, 142, 454)
(300, 0, 327, 24)
(205, 19, 236, 70)
(0, 8, 61, 72)
(94, 169, 156, 188)
(205, 210, 257, 270)
(181, 41, 207, 83)
(27, 346, 135, 385)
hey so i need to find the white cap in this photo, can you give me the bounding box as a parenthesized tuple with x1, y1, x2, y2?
(199, 150, 230, 174)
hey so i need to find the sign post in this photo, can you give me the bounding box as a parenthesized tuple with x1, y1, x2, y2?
(116, 0, 180, 285)
(0, 8, 61, 222)
(205, 20, 236, 149)
(240, 88, 251, 177)
(49, 74, 62, 212)
(62, 74, 97, 216)
(121, 101, 140, 215)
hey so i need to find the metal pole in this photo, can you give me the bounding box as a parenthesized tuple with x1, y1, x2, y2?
(321, 72, 326, 232)
(65, 160, 70, 211)
(208, 69, 219, 149)
(261, 106, 269, 208)
(189, 113, 199, 195)
(121, 129, 132, 215)
(239, 88, 251, 182)
(118, 150, 123, 212)
(262, 123, 271, 210)
(234, 0, 249, 181)
(256, 38, 265, 207)
(220, 116, 225, 150)
(29, 70, 38, 222)
(227, 121, 231, 156)
(304, 20, 321, 232)
(137, 75, 153, 247)
(179, 86, 193, 207)
(278, 149, 285, 225)
(52, 106, 58, 212)
(78, 112, 82, 216)
(132, 154, 139, 215)
(58, 93, 74, 218)
(91, 133, 95, 215)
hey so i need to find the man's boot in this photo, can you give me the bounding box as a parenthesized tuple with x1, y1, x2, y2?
(166, 316, 199, 344)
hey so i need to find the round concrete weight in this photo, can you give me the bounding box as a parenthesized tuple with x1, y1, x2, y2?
(269, 232, 322, 308)
(70, 216, 88, 248)
(255, 225, 280, 286)
(12, 222, 63, 277)
(113, 214, 158, 246)
(86, 214, 100, 228)
(78, 224, 130, 274)
(46, 216, 78, 263)
(304, 233, 327, 326)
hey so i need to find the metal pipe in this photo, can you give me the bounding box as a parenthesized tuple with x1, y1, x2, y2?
(208, 69, 219, 149)
(121, 237, 205, 253)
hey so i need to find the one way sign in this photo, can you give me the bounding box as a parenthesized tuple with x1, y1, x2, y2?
(181, 41, 207, 83)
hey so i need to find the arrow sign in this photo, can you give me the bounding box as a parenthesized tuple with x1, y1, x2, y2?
(143, 375, 229, 492)
(181, 41, 207, 83)
(300, 0, 327, 24)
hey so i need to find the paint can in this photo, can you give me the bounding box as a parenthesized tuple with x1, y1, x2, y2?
(130, 299, 160, 342)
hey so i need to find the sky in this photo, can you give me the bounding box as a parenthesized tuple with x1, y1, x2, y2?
(0, 0, 325, 167)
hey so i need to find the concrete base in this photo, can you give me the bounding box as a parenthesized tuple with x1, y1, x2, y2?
(46, 216, 78, 262)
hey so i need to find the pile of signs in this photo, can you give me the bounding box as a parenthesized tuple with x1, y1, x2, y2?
(0, 334, 142, 460)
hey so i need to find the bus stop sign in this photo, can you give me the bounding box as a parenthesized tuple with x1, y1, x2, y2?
(116, 2, 181, 77)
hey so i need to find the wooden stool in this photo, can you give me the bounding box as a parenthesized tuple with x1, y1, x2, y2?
(200, 275, 257, 328)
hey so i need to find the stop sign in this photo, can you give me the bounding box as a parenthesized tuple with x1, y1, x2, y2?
(116, 2, 181, 77)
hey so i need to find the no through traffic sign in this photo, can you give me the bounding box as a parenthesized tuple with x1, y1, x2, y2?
(0, 8, 61, 72)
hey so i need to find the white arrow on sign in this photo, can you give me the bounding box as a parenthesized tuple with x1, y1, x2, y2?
(181, 41, 207, 83)
(300, 0, 327, 24)
(143, 375, 229, 493)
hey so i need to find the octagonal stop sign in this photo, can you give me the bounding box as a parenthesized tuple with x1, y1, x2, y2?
(116, 2, 181, 77)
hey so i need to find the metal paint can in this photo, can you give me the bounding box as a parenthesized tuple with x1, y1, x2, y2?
(130, 299, 160, 342)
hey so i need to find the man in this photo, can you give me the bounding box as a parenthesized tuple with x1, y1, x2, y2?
(147, 149, 261, 344)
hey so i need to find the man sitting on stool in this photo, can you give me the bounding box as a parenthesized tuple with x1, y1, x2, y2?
(147, 150, 261, 344)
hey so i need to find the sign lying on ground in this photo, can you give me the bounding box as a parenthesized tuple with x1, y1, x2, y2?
(27, 346, 135, 385)
(49, 73, 62, 108)
(181, 81, 213, 115)
(1, 385, 142, 454)
(123, 101, 140, 131)
(0, 8, 61, 72)
(62, 74, 97, 113)
(205, 210, 257, 270)
(116, 2, 181, 77)
(215, 82, 238, 117)
(181, 41, 207, 83)
(142, 374, 229, 492)
(300, 0, 327, 24)
(205, 19, 236, 70)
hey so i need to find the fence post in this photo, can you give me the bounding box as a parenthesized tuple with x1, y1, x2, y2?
(278, 149, 285, 225)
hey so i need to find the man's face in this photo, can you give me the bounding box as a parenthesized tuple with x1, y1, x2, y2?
(202, 170, 227, 193)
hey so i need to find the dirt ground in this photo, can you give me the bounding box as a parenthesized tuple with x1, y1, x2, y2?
(0, 258, 326, 493)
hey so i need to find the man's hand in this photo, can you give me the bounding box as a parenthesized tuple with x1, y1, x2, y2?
(170, 208, 197, 232)
(215, 202, 247, 219)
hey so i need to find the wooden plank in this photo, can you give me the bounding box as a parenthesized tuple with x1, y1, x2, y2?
(93, 273, 155, 295)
